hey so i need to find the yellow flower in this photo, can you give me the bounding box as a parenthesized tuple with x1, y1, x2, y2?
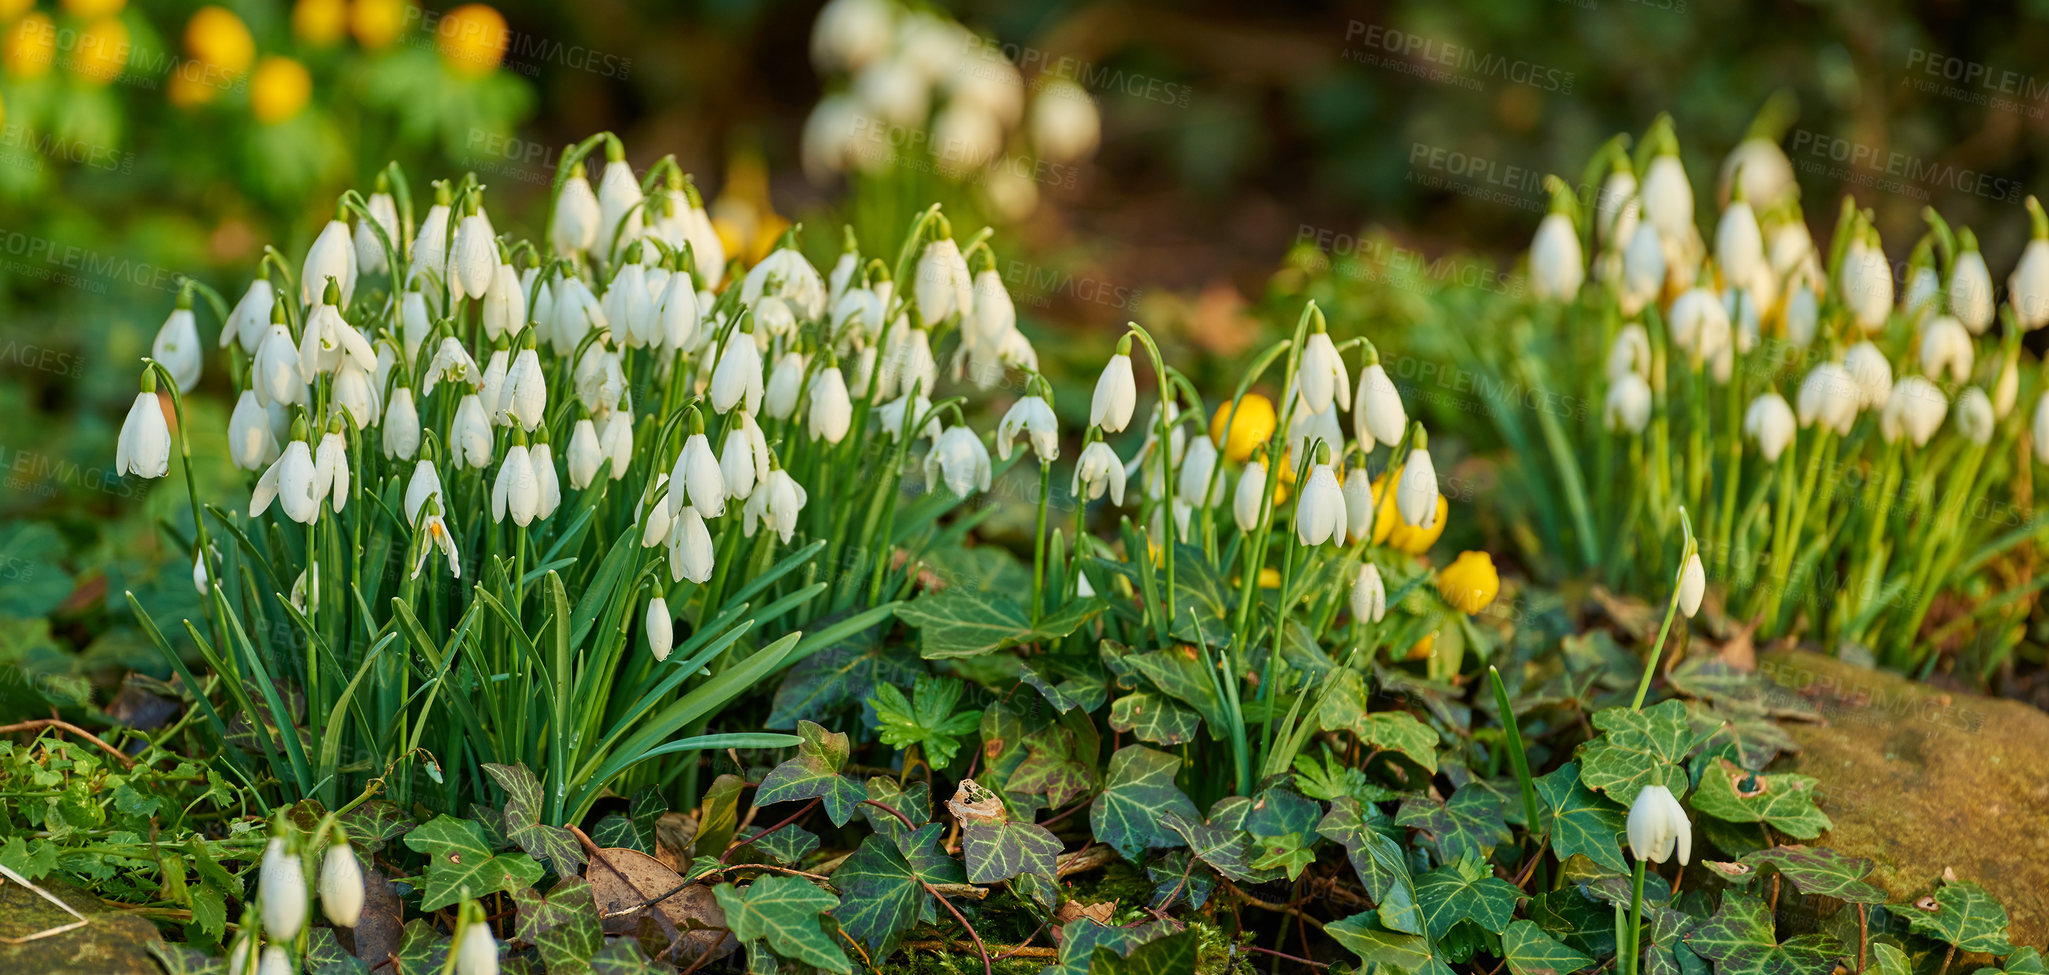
(435, 3, 507, 77)
(61, 0, 124, 16)
(167, 60, 220, 107)
(350, 0, 410, 50)
(1436, 550, 1499, 615)
(185, 6, 253, 77)
(1405, 632, 1436, 660)
(3, 12, 55, 79)
(1369, 469, 1446, 555)
(250, 56, 312, 123)
(293, 0, 346, 45)
(1210, 394, 1276, 464)
(68, 16, 129, 85)
(0, 0, 37, 20)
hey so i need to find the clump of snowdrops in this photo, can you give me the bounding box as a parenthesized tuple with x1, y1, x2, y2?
(1505, 110, 2049, 674)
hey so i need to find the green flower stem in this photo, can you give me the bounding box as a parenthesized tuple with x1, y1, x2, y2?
(1489, 666, 1546, 868)
(1123, 322, 1177, 632)
(1765, 427, 1830, 628)
(1632, 509, 1693, 711)
(1031, 460, 1052, 625)
(1626, 857, 1648, 975)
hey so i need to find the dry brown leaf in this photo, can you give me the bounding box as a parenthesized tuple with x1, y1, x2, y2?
(946, 779, 1005, 826)
(576, 829, 733, 963)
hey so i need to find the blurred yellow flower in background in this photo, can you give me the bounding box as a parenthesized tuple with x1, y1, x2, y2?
(168, 59, 220, 107)
(69, 17, 129, 85)
(436, 4, 507, 77)
(1436, 550, 1499, 615)
(250, 56, 312, 123)
(0, 0, 35, 21)
(3, 12, 54, 79)
(1210, 394, 1276, 464)
(1405, 632, 1436, 660)
(351, 0, 410, 50)
(60, 0, 124, 17)
(293, 0, 346, 46)
(712, 152, 789, 264)
(1370, 469, 1446, 555)
(185, 6, 254, 77)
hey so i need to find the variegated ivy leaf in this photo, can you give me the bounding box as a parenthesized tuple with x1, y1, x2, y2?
(1415, 856, 1522, 940)
(588, 939, 667, 974)
(859, 776, 930, 841)
(401, 815, 547, 911)
(1087, 929, 1205, 975)
(736, 821, 820, 866)
(712, 875, 851, 974)
(145, 942, 224, 975)
(1327, 913, 1444, 973)
(753, 720, 865, 826)
(335, 799, 415, 853)
(512, 876, 598, 943)
(1682, 893, 1842, 975)
(960, 819, 1062, 885)
(1317, 797, 1425, 936)
(393, 918, 451, 974)
(1534, 761, 1629, 875)
(483, 763, 587, 874)
(1007, 725, 1096, 807)
(1109, 690, 1202, 746)
(1578, 700, 1704, 800)
(1163, 798, 1282, 885)
(1700, 846, 1884, 905)
(1502, 919, 1594, 975)
(1904, 880, 2016, 955)
(306, 926, 368, 975)
(1125, 645, 1228, 732)
(1687, 760, 1832, 840)
(1349, 711, 1441, 774)
(1396, 785, 1514, 863)
(1089, 745, 1199, 861)
(829, 832, 926, 960)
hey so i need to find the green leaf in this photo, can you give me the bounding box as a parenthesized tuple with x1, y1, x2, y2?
(738, 822, 820, 866)
(1503, 919, 1594, 975)
(1535, 761, 1629, 875)
(712, 875, 852, 974)
(306, 926, 370, 975)
(753, 720, 866, 826)
(401, 815, 547, 911)
(1865, 943, 1911, 975)
(1687, 760, 1832, 840)
(1397, 786, 1513, 863)
(897, 588, 1029, 658)
(1328, 913, 1441, 972)
(960, 820, 1062, 885)
(587, 939, 667, 974)
(1044, 918, 1154, 975)
(1318, 797, 1424, 935)
(1007, 725, 1096, 807)
(393, 918, 451, 974)
(511, 877, 597, 943)
(829, 832, 926, 960)
(768, 634, 923, 729)
(1904, 881, 2016, 955)
(1248, 831, 1318, 880)
(1701, 847, 1884, 905)
(868, 676, 982, 769)
(336, 799, 416, 853)
(1089, 745, 1199, 861)
(1683, 893, 1843, 975)
(1351, 711, 1441, 773)
(1019, 658, 1106, 714)
(1578, 700, 1702, 800)
(1109, 691, 1202, 745)
(1126, 645, 1228, 732)
(146, 942, 226, 975)
(0, 522, 73, 617)
(1089, 929, 1204, 975)
(1162, 801, 1282, 885)
(2003, 948, 2048, 975)
(1416, 857, 1522, 939)
(483, 763, 587, 873)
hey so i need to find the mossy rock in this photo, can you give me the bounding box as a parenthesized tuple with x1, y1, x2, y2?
(1762, 649, 2049, 949)
(0, 876, 162, 974)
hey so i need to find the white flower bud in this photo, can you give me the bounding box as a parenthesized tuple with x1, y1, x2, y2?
(1625, 784, 1691, 864)
(320, 843, 364, 927)
(259, 837, 307, 941)
(1350, 564, 1386, 624)
(1091, 352, 1137, 433)
(115, 392, 172, 479)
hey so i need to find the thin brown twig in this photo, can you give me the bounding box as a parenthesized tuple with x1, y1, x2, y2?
(858, 799, 992, 975)
(0, 719, 136, 768)
(1220, 878, 1325, 931)
(1248, 945, 1330, 969)
(721, 798, 820, 864)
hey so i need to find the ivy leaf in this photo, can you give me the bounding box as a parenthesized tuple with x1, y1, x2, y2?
(146, 942, 225, 975)
(960, 820, 1061, 885)
(1397, 786, 1513, 863)
(393, 918, 452, 974)
(898, 590, 1106, 658)
(868, 676, 982, 769)
(1019, 659, 1106, 714)
(588, 939, 667, 974)
(829, 832, 926, 960)
(767, 630, 922, 729)
(1687, 760, 1832, 840)
(307, 926, 370, 975)
(1126, 646, 1228, 732)
(1415, 857, 1522, 940)
(1318, 797, 1424, 935)
(859, 777, 931, 841)
(1905, 881, 2016, 955)
(483, 763, 587, 874)
(1162, 803, 1281, 885)
(1327, 913, 1441, 973)
(1044, 918, 1153, 975)
(1578, 700, 1702, 800)
(402, 815, 546, 911)
(712, 875, 852, 974)
(2002, 948, 2048, 975)
(1089, 745, 1199, 861)
(1350, 711, 1441, 773)
(1245, 784, 1323, 839)
(1147, 851, 1216, 911)
(737, 822, 820, 866)
(1700, 847, 1884, 905)
(336, 799, 416, 853)
(1866, 943, 1912, 975)
(1109, 691, 1202, 746)
(1535, 762, 1629, 875)
(511, 877, 596, 943)
(1683, 893, 1842, 975)
(1502, 919, 1594, 975)
(1088, 929, 1204, 975)
(1007, 725, 1096, 807)
(1248, 832, 1319, 880)
(753, 720, 865, 826)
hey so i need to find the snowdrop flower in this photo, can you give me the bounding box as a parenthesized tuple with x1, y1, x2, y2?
(1994, 356, 2020, 419)
(1677, 551, 1705, 617)
(481, 263, 526, 341)
(477, 351, 511, 425)
(1296, 330, 1351, 415)
(299, 293, 377, 383)
(809, 367, 852, 443)
(498, 348, 546, 431)
(1294, 461, 1347, 546)
(1796, 363, 1858, 435)
(1667, 287, 1729, 363)
(551, 168, 601, 254)
(1605, 374, 1653, 433)
(1343, 465, 1375, 539)
(914, 236, 974, 325)
(639, 477, 675, 548)
(1743, 393, 1796, 462)
(1840, 233, 1893, 334)
(812, 0, 893, 70)
(330, 362, 382, 429)
(1607, 324, 1652, 382)
(493, 443, 544, 526)
(229, 390, 279, 470)
(1955, 387, 1995, 445)
(1715, 198, 1764, 292)
(2012, 199, 2049, 330)
(451, 210, 495, 300)
(1626, 784, 1691, 864)
(1177, 437, 1219, 508)
(1902, 263, 1941, 321)
(403, 461, 444, 527)
(1355, 361, 1407, 449)
(600, 410, 635, 480)
(320, 842, 363, 927)
(1073, 441, 1126, 506)
(764, 352, 809, 420)
(116, 390, 171, 478)
(312, 430, 351, 514)
(1092, 350, 1138, 432)
(1529, 211, 1584, 302)
(355, 188, 399, 274)
(997, 395, 1059, 463)
(832, 286, 885, 345)
(925, 426, 993, 497)
(711, 330, 765, 414)
(547, 276, 605, 356)
(1232, 461, 1268, 532)
(1351, 564, 1386, 624)
(1286, 402, 1344, 462)
(1640, 153, 1693, 243)
(566, 420, 603, 490)
(1842, 341, 1893, 411)
(878, 393, 942, 444)
(966, 268, 1018, 379)
(668, 505, 715, 583)
(933, 102, 1002, 177)
(1919, 317, 1974, 384)
(253, 439, 320, 523)
(1784, 286, 1820, 349)
(1881, 376, 1947, 447)
(224, 277, 276, 354)
(372, 385, 418, 460)
(646, 597, 673, 661)
(302, 217, 357, 309)
(1619, 222, 1666, 316)
(1949, 235, 1995, 334)
(572, 348, 626, 415)
(1031, 79, 1100, 164)
(399, 287, 434, 362)
(596, 154, 644, 254)
(673, 432, 727, 517)
(450, 395, 495, 469)
(258, 946, 293, 975)
(721, 412, 770, 500)
(605, 263, 658, 348)
(657, 272, 700, 352)
(2033, 392, 2049, 464)
(455, 921, 498, 975)
(153, 303, 203, 393)
(743, 247, 829, 321)
(259, 837, 307, 940)
(898, 328, 938, 398)
(408, 198, 450, 293)
(1396, 429, 1437, 529)
(744, 468, 809, 543)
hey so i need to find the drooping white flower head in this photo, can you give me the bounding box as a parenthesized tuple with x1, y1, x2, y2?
(1396, 433, 1438, 529)
(455, 920, 499, 975)
(1295, 330, 1352, 415)
(925, 425, 993, 498)
(596, 156, 645, 255)
(1666, 287, 1730, 364)
(230, 390, 281, 471)
(491, 443, 541, 526)
(2012, 220, 2049, 331)
(668, 505, 715, 584)
(116, 391, 172, 479)
(1091, 351, 1138, 433)
(302, 218, 357, 309)
(1676, 552, 1705, 618)
(646, 596, 673, 662)
(409, 200, 450, 292)
(673, 432, 728, 518)
(258, 946, 293, 975)
(1842, 340, 1893, 411)
(914, 236, 975, 326)
(551, 168, 601, 255)
(1031, 79, 1101, 164)
(1640, 154, 1694, 243)
(600, 410, 635, 480)
(252, 439, 320, 524)
(1354, 362, 1407, 450)
(355, 189, 399, 274)
(1742, 392, 1796, 462)
(451, 211, 496, 300)
(1948, 241, 1995, 334)
(1784, 286, 1820, 349)
(744, 468, 809, 544)
(1294, 462, 1347, 547)
(1351, 563, 1386, 624)
(1177, 437, 1220, 509)
(450, 395, 496, 469)
(711, 331, 765, 415)
(319, 842, 364, 928)
(2033, 392, 2049, 464)
(1918, 316, 1974, 384)
(1605, 373, 1653, 434)
(657, 271, 700, 353)
(764, 352, 809, 420)
(1072, 440, 1126, 506)
(1881, 376, 1947, 448)
(226, 278, 276, 354)
(1714, 199, 1764, 292)
(1840, 233, 1894, 334)
(482, 263, 527, 341)
(1796, 363, 1858, 436)
(877, 393, 942, 444)
(1625, 784, 1691, 864)
(566, 419, 603, 490)
(1619, 221, 1666, 316)
(721, 412, 771, 500)
(809, 367, 853, 444)
(498, 348, 547, 431)
(811, 0, 894, 71)
(997, 395, 1059, 464)
(259, 837, 308, 940)
(1606, 324, 1652, 383)
(1955, 386, 1995, 445)
(154, 305, 203, 393)
(1342, 465, 1375, 540)
(1529, 211, 1584, 302)
(1233, 460, 1268, 533)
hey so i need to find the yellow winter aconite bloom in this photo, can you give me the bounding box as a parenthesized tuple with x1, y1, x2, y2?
(61, 0, 125, 17)
(1370, 470, 1446, 555)
(350, 0, 410, 50)
(168, 60, 220, 107)
(185, 6, 254, 77)
(69, 17, 130, 85)
(292, 0, 346, 45)
(250, 56, 312, 123)
(1210, 394, 1277, 464)
(0, 0, 32, 23)
(1436, 550, 1499, 615)
(3, 13, 55, 79)
(1405, 632, 1436, 660)
(436, 4, 507, 77)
